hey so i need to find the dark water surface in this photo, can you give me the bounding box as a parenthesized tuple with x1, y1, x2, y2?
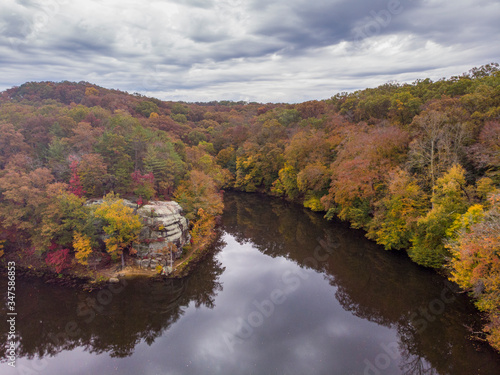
(2, 192, 500, 374)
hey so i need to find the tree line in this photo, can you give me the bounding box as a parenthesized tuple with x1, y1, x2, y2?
(0, 63, 499, 349)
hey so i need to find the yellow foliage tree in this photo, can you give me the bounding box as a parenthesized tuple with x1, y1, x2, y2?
(85, 86, 99, 96)
(191, 208, 216, 247)
(73, 232, 93, 265)
(94, 193, 142, 265)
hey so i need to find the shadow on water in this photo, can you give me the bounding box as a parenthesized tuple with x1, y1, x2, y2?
(0, 191, 499, 374)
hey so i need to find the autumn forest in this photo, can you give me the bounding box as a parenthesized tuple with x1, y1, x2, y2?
(0, 64, 499, 350)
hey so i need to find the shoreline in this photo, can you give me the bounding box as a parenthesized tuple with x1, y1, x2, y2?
(0, 229, 221, 290)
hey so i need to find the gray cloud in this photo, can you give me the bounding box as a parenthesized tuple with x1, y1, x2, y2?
(0, 0, 498, 102)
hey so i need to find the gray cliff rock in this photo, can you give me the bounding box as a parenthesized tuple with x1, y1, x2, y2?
(88, 199, 190, 269)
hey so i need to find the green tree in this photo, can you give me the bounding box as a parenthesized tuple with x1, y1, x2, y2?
(135, 101, 159, 117)
(144, 141, 185, 197)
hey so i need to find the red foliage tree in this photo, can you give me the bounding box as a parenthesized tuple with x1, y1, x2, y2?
(45, 247, 71, 273)
(68, 158, 85, 197)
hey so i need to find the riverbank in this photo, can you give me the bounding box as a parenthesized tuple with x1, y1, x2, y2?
(0, 227, 221, 289)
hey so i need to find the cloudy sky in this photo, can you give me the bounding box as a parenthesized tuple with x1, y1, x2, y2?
(0, 0, 499, 103)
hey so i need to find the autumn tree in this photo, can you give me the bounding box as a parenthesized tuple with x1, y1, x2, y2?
(143, 140, 185, 198)
(131, 170, 155, 203)
(0, 122, 27, 169)
(323, 126, 409, 229)
(0, 166, 62, 251)
(216, 147, 237, 174)
(297, 163, 330, 211)
(272, 162, 299, 199)
(77, 153, 109, 197)
(38, 187, 94, 252)
(368, 168, 427, 250)
(190, 208, 217, 247)
(469, 121, 500, 183)
(389, 90, 422, 125)
(185, 145, 232, 189)
(93, 193, 142, 267)
(409, 164, 471, 268)
(73, 232, 93, 266)
(447, 194, 500, 351)
(174, 170, 223, 221)
(407, 108, 472, 191)
(67, 121, 103, 154)
(235, 140, 285, 192)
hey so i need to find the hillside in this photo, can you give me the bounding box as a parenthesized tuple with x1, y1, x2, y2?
(0, 63, 499, 349)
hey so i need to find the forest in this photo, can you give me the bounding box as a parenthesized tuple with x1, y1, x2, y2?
(0, 63, 499, 350)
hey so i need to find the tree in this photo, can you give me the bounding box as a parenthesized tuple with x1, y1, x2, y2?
(447, 194, 500, 351)
(131, 170, 155, 202)
(143, 141, 185, 198)
(47, 138, 70, 181)
(469, 121, 500, 182)
(67, 121, 102, 154)
(368, 168, 427, 250)
(0, 122, 27, 169)
(408, 109, 471, 191)
(273, 162, 299, 199)
(73, 232, 93, 266)
(190, 208, 217, 247)
(68, 158, 85, 197)
(409, 164, 471, 268)
(323, 126, 409, 229)
(45, 247, 71, 273)
(85, 86, 99, 96)
(94, 193, 142, 267)
(37, 187, 95, 252)
(296, 163, 330, 195)
(185, 145, 232, 189)
(216, 147, 237, 174)
(0, 166, 63, 251)
(77, 153, 109, 197)
(390, 90, 422, 125)
(174, 170, 223, 221)
(95, 132, 133, 193)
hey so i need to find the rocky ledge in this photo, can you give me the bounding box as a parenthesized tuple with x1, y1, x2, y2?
(133, 201, 190, 270)
(88, 199, 191, 272)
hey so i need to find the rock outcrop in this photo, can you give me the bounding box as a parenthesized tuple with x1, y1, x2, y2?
(87, 199, 190, 270)
(134, 201, 190, 269)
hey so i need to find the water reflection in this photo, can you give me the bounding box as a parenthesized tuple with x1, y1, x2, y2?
(0, 234, 225, 362)
(0, 192, 499, 374)
(222, 192, 500, 375)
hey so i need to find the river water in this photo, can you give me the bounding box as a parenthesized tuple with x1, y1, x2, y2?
(1, 192, 500, 374)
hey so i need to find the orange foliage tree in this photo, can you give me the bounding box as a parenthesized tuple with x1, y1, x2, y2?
(448, 194, 500, 351)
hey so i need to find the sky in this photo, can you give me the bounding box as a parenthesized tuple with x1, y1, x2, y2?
(0, 0, 499, 103)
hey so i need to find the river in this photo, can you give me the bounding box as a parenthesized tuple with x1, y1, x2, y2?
(1, 192, 500, 374)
